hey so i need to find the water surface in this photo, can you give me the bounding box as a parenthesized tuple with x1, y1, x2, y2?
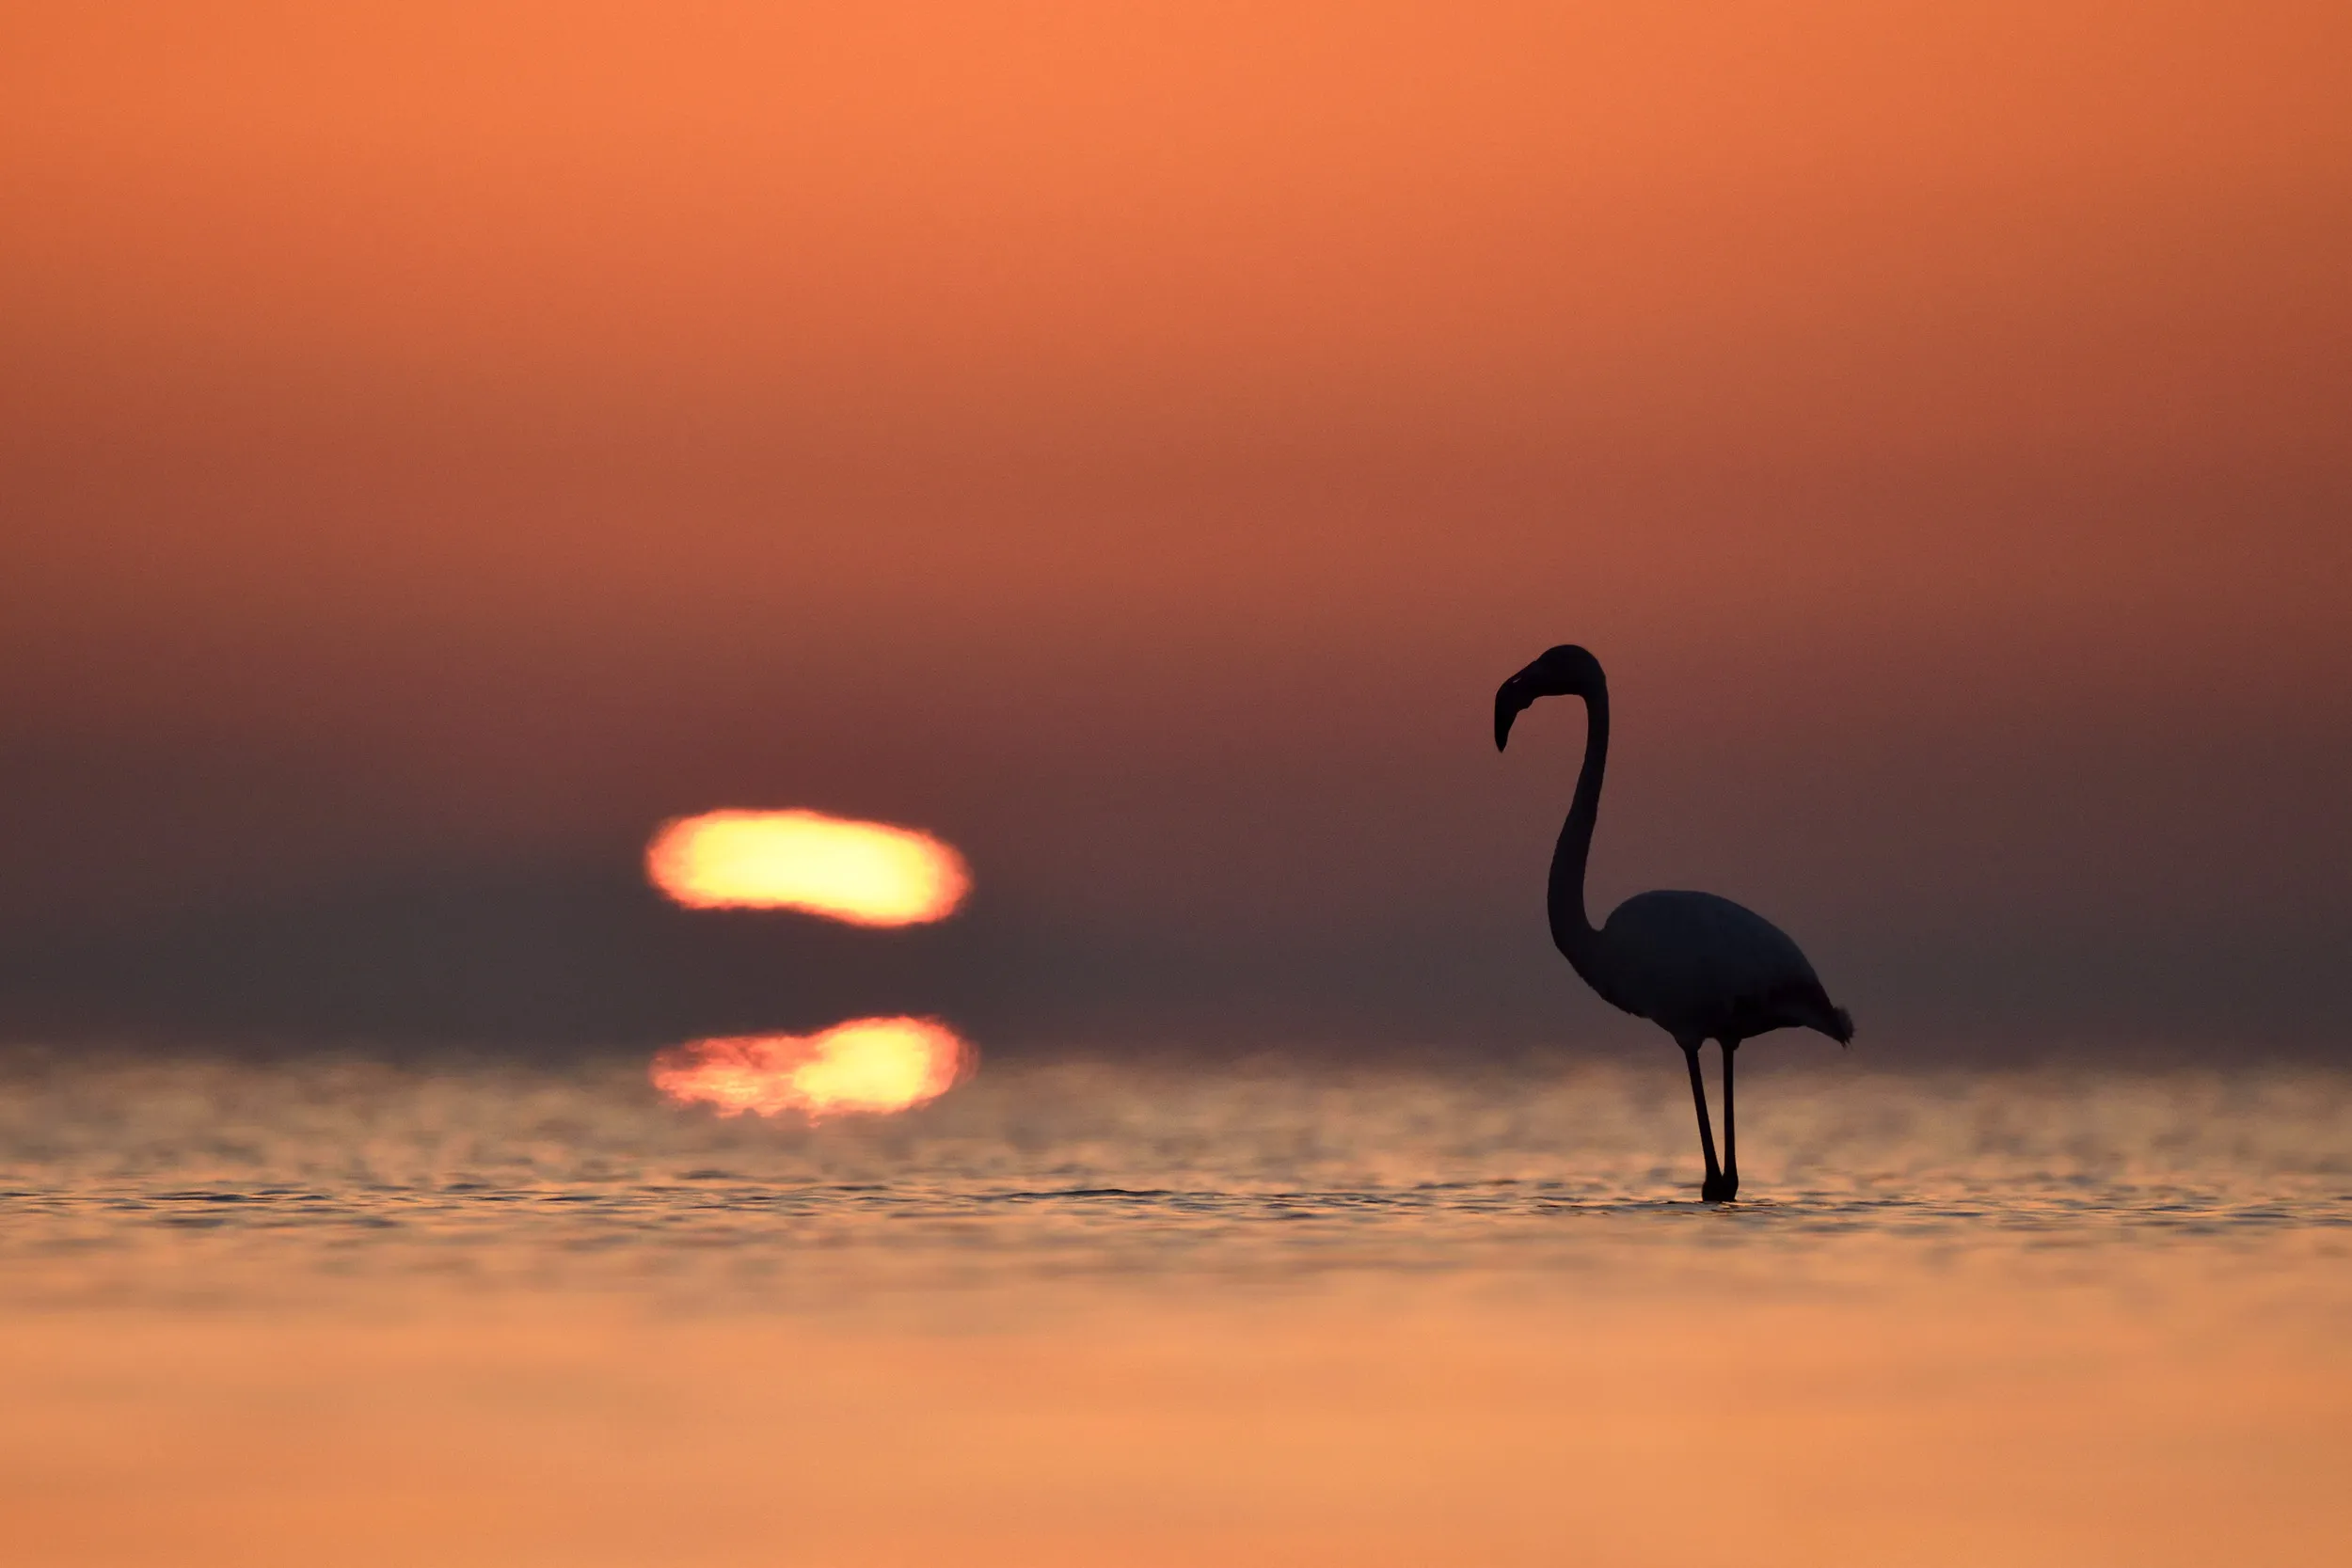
(3, 1052, 2345, 1565)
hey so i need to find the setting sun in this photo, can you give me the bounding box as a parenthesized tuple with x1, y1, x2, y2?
(650, 1018, 974, 1119)
(644, 810, 970, 925)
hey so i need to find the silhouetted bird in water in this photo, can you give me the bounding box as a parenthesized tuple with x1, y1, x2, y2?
(1496, 645, 1853, 1201)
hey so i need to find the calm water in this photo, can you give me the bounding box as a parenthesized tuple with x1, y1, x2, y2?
(3, 1050, 2347, 1565)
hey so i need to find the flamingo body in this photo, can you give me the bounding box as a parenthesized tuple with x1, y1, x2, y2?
(1590, 890, 1852, 1047)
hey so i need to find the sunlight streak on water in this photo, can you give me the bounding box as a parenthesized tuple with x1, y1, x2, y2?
(650, 1018, 974, 1120)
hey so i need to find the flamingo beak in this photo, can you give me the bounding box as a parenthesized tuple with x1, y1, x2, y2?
(1494, 677, 1534, 751)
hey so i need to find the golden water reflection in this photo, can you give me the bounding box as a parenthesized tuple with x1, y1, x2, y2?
(652, 1017, 973, 1119)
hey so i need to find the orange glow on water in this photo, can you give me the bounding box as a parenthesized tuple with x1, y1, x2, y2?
(650, 1018, 974, 1119)
(645, 810, 969, 925)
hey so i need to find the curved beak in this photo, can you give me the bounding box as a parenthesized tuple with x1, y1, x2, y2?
(1494, 675, 1534, 751)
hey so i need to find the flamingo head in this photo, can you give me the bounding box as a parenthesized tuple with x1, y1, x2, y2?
(1495, 644, 1605, 750)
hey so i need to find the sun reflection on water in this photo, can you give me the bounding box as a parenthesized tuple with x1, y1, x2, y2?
(649, 1017, 974, 1120)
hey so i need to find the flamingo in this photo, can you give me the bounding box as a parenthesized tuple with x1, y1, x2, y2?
(1495, 644, 1853, 1201)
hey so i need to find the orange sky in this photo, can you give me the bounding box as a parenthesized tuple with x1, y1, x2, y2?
(3, 4, 2346, 1050)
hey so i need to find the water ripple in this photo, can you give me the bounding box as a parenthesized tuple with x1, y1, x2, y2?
(0, 1052, 2345, 1307)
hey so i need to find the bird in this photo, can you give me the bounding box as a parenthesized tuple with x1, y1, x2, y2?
(1495, 644, 1852, 1202)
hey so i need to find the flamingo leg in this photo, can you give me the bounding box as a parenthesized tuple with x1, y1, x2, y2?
(1681, 1040, 1726, 1200)
(1719, 1039, 1740, 1201)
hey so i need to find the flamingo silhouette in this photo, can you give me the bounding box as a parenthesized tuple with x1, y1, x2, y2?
(1496, 645, 1853, 1201)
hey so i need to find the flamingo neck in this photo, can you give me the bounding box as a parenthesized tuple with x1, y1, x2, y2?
(1548, 684, 1608, 973)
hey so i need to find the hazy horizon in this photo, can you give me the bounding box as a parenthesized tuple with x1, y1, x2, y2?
(6, 4, 2347, 1058)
